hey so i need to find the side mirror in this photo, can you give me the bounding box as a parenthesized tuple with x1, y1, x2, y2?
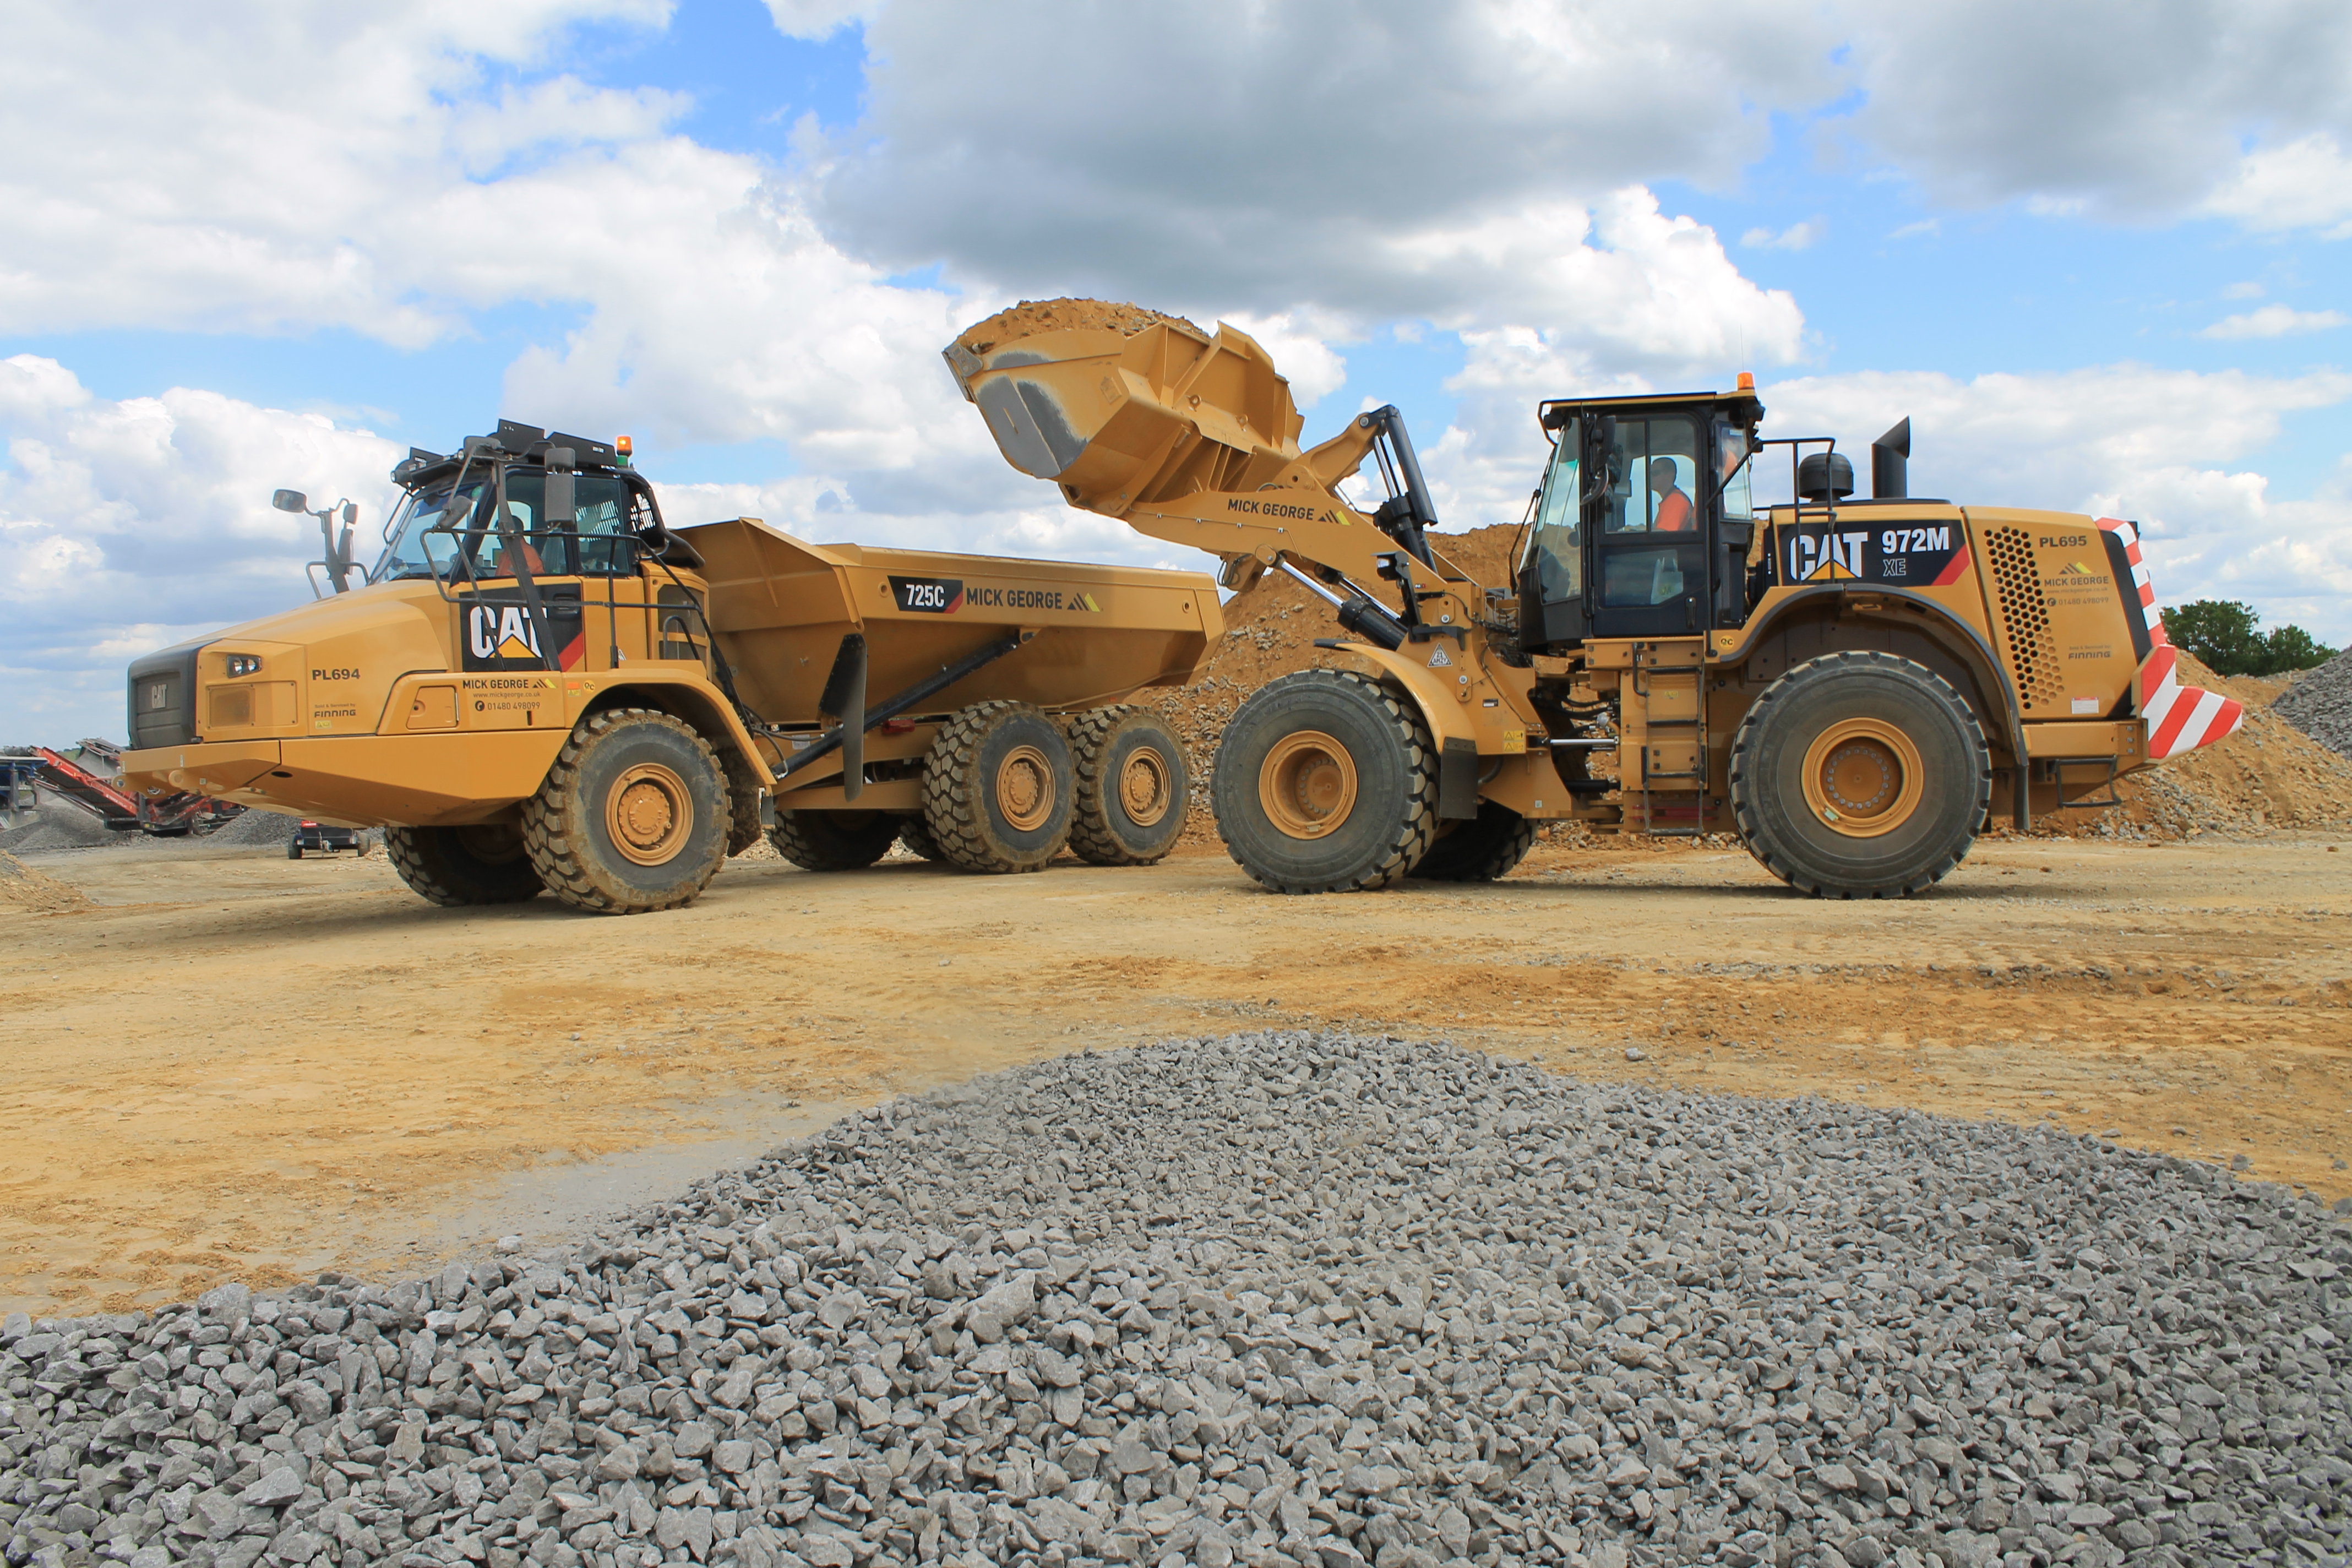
(272, 489, 308, 513)
(340, 501, 357, 528)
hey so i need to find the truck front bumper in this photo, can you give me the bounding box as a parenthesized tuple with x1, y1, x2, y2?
(121, 731, 558, 828)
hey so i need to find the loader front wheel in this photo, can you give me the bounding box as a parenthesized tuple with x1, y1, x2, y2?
(384, 823, 545, 907)
(1412, 799, 1536, 883)
(1213, 669, 1436, 894)
(922, 701, 1075, 873)
(1068, 705, 1190, 865)
(768, 810, 901, 872)
(1728, 650, 1990, 899)
(522, 708, 730, 913)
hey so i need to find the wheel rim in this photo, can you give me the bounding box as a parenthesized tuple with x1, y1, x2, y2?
(607, 762, 693, 864)
(995, 744, 1056, 832)
(1118, 745, 1173, 827)
(1800, 718, 1926, 839)
(1259, 730, 1357, 840)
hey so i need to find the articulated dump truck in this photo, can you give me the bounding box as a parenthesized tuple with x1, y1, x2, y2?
(121, 421, 1220, 913)
(950, 300, 2241, 897)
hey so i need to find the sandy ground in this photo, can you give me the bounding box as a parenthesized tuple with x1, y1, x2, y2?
(4, 829, 2349, 1319)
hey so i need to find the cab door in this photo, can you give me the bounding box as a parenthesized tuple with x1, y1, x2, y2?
(1589, 413, 1708, 639)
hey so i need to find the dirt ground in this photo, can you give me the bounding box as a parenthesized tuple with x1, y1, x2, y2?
(4, 827, 2348, 1320)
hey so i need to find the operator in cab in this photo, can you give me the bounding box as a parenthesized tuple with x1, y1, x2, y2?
(1648, 457, 1693, 533)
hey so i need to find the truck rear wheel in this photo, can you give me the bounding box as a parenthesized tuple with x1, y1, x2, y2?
(1213, 669, 1436, 894)
(1728, 650, 1990, 899)
(1068, 705, 1190, 865)
(769, 810, 900, 871)
(1412, 799, 1535, 882)
(521, 708, 731, 913)
(922, 701, 1074, 873)
(384, 823, 544, 907)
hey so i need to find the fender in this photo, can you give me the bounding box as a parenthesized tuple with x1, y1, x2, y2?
(1312, 639, 1485, 819)
(578, 672, 780, 785)
(1715, 582, 2032, 827)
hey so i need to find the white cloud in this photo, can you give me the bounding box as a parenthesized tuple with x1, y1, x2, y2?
(0, 358, 406, 741)
(2201, 133, 2352, 237)
(2222, 281, 2266, 301)
(814, 0, 1839, 323)
(1830, 0, 2352, 234)
(761, 0, 874, 39)
(1888, 219, 1940, 241)
(1741, 220, 1823, 251)
(2200, 305, 2349, 340)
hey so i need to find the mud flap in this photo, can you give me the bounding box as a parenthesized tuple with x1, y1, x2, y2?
(1440, 737, 1479, 820)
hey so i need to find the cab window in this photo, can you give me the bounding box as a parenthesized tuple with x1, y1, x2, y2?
(1521, 432, 1582, 603)
(1600, 416, 1699, 607)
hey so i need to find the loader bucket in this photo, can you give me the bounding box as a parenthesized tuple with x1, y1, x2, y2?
(945, 300, 1308, 517)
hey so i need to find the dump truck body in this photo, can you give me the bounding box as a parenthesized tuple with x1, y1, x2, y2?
(952, 302, 2240, 896)
(123, 420, 1219, 912)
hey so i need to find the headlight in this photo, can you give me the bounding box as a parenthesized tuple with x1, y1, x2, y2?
(225, 654, 263, 678)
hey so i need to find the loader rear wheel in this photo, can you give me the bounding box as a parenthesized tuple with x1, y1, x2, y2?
(898, 816, 947, 861)
(1213, 669, 1437, 894)
(1729, 650, 1990, 899)
(768, 810, 901, 872)
(521, 708, 730, 913)
(384, 823, 544, 907)
(1068, 705, 1190, 865)
(922, 701, 1075, 873)
(1412, 799, 1536, 882)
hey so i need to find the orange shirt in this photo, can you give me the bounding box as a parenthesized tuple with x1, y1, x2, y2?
(1655, 488, 1692, 532)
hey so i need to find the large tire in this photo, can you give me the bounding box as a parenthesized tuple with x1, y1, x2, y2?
(1212, 669, 1437, 894)
(719, 748, 767, 857)
(1412, 799, 1535, 882)
(1728, 650, 1990, 899)
(1068, 705, 1190, 866)
(383, 823, 544, 907)
(921, 701, 1075, 873)
(521, 708, 731, 913)
(769, 810, 900, 871)
(899, 816, 947, 861)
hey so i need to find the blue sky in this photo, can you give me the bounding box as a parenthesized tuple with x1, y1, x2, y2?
(3, 0, 2348, 742)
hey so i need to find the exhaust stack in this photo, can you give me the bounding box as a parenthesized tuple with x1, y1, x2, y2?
(1871, 417, 1911, 500)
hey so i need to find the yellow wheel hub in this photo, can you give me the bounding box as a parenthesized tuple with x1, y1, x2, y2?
(1800, 718, 1925, 838)
(607, 762, 693, 865)
(995, 744, 1056, 832)
(1119, 745, 1173, 828)
(1259, 731, 1357, 840)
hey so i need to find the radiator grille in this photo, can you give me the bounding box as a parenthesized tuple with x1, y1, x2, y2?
(1984, 526, 2064, 710)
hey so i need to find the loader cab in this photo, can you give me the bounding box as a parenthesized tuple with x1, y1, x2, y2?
(1517, 389, 1763, 651)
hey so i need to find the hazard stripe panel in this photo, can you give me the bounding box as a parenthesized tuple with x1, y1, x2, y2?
(2097, 519, 2240, 758)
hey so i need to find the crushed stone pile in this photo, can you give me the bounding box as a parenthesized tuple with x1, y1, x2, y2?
(0, 803, 113, 856)
(2273, 646, 2352, 761)
(0, 847, 90, 913)
(208, 810, 308, 848)
(5, 1033, 2348, 1568)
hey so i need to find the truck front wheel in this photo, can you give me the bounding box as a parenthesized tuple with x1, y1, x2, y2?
(1068, 705, 1190, 865)
(1728, 650, 1990, 898)
(522, 709, 731, 913)
(384, 823, 545, 906)
(922, 701, 1075, 873)
(1213, 670, 1436, 894)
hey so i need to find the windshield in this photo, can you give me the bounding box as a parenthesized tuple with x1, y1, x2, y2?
(373, 482, 483, 582)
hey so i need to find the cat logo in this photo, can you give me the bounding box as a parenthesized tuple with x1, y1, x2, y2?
(469, 603, 543, 663)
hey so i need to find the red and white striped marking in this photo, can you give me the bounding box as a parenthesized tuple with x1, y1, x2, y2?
(2097, 518, 2243, 758)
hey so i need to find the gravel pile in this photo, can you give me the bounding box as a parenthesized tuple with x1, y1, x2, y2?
(208, 810, 307, 848)
(4, 1033, 2348, 1568)
(0, 804, 113, 854)
(2275, 649, 2352, 760)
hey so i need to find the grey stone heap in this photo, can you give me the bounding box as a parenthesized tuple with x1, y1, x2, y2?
(3, 1033, 2348, 1568)
(2273, 647, 2352, 759)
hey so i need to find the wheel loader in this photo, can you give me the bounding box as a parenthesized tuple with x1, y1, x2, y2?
(119, 421, 1221, 913)
(949, 301, 2244, 897)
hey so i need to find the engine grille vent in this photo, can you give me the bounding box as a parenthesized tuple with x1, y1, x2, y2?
(1985, 526, 2064, 710)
